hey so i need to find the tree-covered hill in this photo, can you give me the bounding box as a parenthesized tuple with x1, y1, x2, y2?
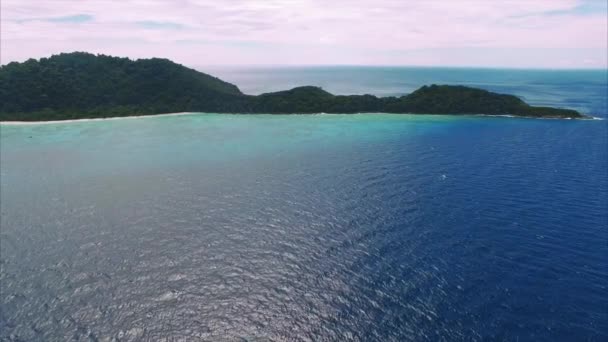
(0, 52, 246, 120)
(0, 52, 585, 121)
(382, 85, 583, 118)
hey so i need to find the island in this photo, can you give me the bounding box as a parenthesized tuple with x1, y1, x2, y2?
(0, 52, 586, 121)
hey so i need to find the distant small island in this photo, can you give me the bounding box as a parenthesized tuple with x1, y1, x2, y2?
(0, 52, 587, 121)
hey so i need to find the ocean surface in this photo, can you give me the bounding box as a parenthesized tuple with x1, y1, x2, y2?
(1, 67, 607, 341)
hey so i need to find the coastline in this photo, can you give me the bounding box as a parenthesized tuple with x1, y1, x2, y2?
(0, 112, 196, 125)
(0, 112, 602, 125)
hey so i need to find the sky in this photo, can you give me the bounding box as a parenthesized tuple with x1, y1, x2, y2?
(1, 0, 607, 68)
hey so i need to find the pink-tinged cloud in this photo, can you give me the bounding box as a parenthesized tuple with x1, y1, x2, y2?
(1, 0, 607, 68)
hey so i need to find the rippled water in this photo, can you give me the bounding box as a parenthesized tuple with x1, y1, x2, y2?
(1, 69, 608, 341)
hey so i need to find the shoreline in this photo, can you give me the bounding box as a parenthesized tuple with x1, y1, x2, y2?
(0, 112, 195, 125)
(0, 112, 602, 125)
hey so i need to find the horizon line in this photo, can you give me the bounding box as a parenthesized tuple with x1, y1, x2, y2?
(1, 52, 606, 71)
(200, 64, 608, 71)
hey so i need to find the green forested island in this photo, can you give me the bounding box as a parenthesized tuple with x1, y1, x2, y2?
(0, 52, 585, 121)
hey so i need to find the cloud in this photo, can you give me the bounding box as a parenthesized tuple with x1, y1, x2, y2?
(136, 21, 183, 30)
(1, 0, 606, 67)
(15, 14, 94, 24)
(46, 14, 94, 23)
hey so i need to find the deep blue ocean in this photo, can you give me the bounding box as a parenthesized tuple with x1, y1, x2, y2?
(1, 67, 607, 341)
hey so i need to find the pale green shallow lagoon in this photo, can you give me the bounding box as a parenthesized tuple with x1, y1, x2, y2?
(1, 113, 463, 173)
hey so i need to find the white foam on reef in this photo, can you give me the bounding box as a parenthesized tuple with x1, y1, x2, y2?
(471, 114, 514, 118)
(1, 111, 603, 124)
(470, 113, 605, 120)
(0, 112, 196, 125)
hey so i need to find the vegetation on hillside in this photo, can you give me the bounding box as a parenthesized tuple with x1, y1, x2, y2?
(0, 53, 585, 121)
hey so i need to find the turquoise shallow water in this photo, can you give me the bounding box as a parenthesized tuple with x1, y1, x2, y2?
(1, 68, 607, 341)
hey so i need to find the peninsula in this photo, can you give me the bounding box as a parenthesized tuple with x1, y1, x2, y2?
(0, 52, 586, 121)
